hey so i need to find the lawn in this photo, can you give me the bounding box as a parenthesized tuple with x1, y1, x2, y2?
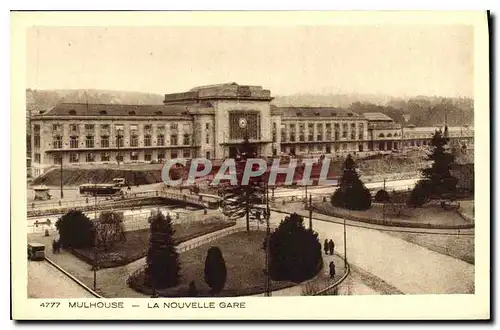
(311, 201, 473, 229)
(128, 231, 298, 297)
(387, 231, 475, 264)
(73, 218, 236, 268)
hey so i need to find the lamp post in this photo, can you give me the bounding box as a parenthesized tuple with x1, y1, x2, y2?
(60, 157, 64, 199)
(265, 182, 271, 297)
(92, 181, 98, 291)
(308, 194, 313, 230)
(343, 217, 347, 269)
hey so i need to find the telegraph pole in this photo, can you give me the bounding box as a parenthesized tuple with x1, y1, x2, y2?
(60, 157, 64, 199)
(265, 182, 271, 297)
(308, 194, 313, 230)
(343, 217, 347, 269)
(93, 181, 98, 291)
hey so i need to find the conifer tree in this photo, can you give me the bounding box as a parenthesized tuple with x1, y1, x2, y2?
(331, 154, 372, 210)
(220, 137, 266, 231)
(146, 211, 180, 290)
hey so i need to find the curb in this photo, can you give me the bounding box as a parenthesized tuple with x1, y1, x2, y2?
(44, 257, 102, 298)
(314, 261, 351, 296)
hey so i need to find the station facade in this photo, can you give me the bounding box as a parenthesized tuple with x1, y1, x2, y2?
(30, 82, 474, 177)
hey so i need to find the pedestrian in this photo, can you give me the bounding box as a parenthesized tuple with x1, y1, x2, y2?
(52, 239, 56, 254)
(324, 239, 329, 255)
(56, 240, 61, 253)
(329, 239, 334, 255)
(329, 261, 336, 278)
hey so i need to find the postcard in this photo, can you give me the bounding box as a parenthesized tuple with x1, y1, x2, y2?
(11, 10, 490, 320)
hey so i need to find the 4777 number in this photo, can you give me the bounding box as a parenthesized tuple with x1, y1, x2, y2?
(39, 302, 60, 308)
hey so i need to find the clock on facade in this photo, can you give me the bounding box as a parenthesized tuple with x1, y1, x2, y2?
(238, 117, 247, 129)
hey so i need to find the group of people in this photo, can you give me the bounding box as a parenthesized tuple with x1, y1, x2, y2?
(324, 239, 336, 278)
(323, 239, 335, 255)
(52, 239, 61, 254)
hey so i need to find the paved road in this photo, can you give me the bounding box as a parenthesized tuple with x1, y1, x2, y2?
(28, 260, 95, 298)
(267, 211, 474, 294)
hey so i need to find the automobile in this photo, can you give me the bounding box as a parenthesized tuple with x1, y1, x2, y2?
(27, 242, 45, 261)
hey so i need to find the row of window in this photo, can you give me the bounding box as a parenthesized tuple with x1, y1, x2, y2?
(55, 149, 192, 164)
(287, 143, 365, 154)
(49, 123, 188, 132)
(281, 131, 364, 142)
(51, 134, 192, 149)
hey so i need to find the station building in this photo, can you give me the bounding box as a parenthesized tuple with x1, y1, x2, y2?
(29, 82, 474, 177)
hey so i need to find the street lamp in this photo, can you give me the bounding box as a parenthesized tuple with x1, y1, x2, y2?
(60, 156, 64, 199)
(265, 182, 272, 297)
(343, 217, 347, 269)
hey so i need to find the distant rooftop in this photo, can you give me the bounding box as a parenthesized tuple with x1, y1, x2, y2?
(33, 103, 195, 117)
(362, 112, 394, 122)
(280, 107, 359, 118)
(165, 82, 272, 103)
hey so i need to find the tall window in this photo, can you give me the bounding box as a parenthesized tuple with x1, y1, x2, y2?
(130, 135, 138, 147)
(342, 123, 348, 138)
(52, 136, 62, 149)
(299, 124, 305, 142)
(130, 152, 138, 161)
(101, 152, 110, 162)
(157, 134, 165, 146)
(171, 134, 178, 146)
(171, 151, 178, 159)
(158, 152, 165, 161)
(34, 153, 41, 163)
(144, 135, 151, 147)
(70, 136, 79, 148)
(308, 123, 314, 142)
(85, 135, 94, 148)
(69, 153, 79, 163)
(183, 149, 190, 158)
(85, 153, 95, 162)
(289, 124, 296, 142)
(281, 124, 287, 142)
(183, 134, 190, 146)
(205, 132, 210, 144)
(272, 123, 277, 142)
(101, 136, 109, 148)
(85, 124, 94, 131)
(53, 154, 62, 165)
(52, 124, 62, 131)
(316, 123, 323, 141)
(326, 123, 332, 140)
(351, 123, 356, 140)
(145, 153, 152, 162)
(34, 124, 40, 148)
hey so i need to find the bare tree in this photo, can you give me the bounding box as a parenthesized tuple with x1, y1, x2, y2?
(95, 211, 125, 252)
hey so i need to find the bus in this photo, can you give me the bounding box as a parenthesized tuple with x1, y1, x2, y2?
(79, 183, 123, 197)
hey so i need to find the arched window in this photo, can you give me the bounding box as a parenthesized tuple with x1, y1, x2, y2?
(387, 133, 393, 137)
(68, 110, 76, 115)
(128, 111, 136, 115)
(99, 110, 107, 115)
(378, 133, 385, 138)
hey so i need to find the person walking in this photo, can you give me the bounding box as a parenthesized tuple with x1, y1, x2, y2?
(52, 239, 56, 254)
(329, 239, 335, 255)
(329, 261, 336, 278)
(324, 239, 329, 255)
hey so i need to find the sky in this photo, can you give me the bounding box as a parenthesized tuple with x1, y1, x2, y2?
(26, 25, 474, 98)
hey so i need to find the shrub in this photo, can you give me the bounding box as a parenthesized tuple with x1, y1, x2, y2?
(374, 189, 390, 203)
(407, 180, 431, 207)
(267, 213, 322, 283)
(55, 210, 95, 249)
(204, 247, 227, 294)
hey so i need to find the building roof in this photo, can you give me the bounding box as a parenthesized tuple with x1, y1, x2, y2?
(362, 112, 394, 122)
(34, 103, 199, 117)
(280, 107, 359, 118)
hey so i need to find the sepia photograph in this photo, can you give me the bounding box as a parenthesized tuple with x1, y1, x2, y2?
(11, 11, 490, 320)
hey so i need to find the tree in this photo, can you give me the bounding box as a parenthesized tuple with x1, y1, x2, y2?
(204, 247, 227, 294)
(266, 213, 322, 282)
(55, 210, 95, 249)
(146, 211, 180, 290)
(95, 211, 126, 252)
(187, 281, 198, 297)
(374, 189, 390, 203)
(331, 154, 372, 210)
(220, 137, 266, 231)
(409, 129, 458, 206)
